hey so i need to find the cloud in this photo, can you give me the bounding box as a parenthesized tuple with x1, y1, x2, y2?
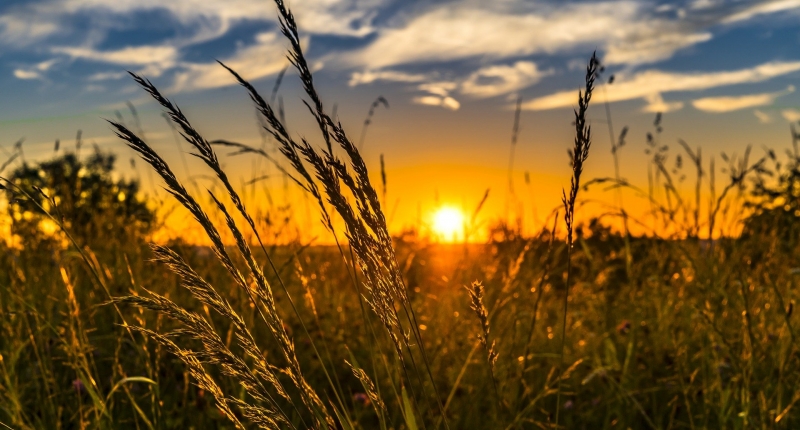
(523, 60, 800, 111)
(722, 0, 800, 24)
(410, 81, 461, 110)
(43, 31, 288, 91)
(353, 61, 550, 101)
(336, 0, 800, 76)
(349, 69, 430, 87)
(0, 14, 59, 47)
(50, 44, 179, 78)
(5, 0, 800, 102)
(690, 0, 723, 10)
(12, 59, 60, 81)
(412, 95, 460, 111)
(0, 0, 385, 92)
(170, 32, 289, 92)
(0, 0, 382, 85)
(692, 85, 795, 112)
(40, 0, 384, 38)
(13, 69, 43, 80)
(782, 109, 800, 122)
(418, 82, 458, 97)
(460, 61, 551, 98)
(753, 110, 772, 123)
(643, 94, 684, 113)
(87, 71, 127, 81)
(341, 1, 713, 70)
(604, 32, 711, 66)
(53, 45, 179, 67)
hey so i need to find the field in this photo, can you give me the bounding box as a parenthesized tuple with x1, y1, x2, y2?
(2, 2, 800, 429)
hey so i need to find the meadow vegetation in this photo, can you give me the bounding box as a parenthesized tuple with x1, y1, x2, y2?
(2, 0, 800, 428)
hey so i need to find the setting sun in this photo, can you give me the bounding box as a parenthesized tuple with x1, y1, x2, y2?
(432, 206, 465, 242)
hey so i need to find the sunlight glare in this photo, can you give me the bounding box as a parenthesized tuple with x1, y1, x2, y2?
(432, 206, 465, 242)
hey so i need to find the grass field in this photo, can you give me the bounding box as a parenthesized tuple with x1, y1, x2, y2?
(2, 1, 800, 429)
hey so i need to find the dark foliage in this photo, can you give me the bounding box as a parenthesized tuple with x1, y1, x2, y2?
(4, 150, 154, 246)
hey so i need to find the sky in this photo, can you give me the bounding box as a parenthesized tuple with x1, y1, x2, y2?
(1, 0, 800, 241)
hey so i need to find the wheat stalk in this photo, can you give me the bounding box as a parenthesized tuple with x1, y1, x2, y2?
(220, 3, 451, 421)
(556, 52, 598, 426)
(109, 119, 334, 427)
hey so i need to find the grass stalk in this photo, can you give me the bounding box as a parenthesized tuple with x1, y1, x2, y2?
(555, 52, 598, 426)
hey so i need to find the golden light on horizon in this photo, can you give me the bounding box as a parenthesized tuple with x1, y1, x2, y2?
(432, 206, 465, 242)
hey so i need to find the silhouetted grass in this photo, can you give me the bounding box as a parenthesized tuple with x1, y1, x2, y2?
(3, 1, 800, 428)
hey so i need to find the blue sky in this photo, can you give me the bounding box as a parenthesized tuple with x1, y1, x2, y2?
(1, 0, 800, 235)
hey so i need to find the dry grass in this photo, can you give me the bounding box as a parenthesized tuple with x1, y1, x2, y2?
(3, 1, 800, 429)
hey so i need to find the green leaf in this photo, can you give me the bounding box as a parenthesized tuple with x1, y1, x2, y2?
(104, 376, 157, 405)
(621, 336, 635, 385)
(331, 402, 355, 430)
(603, 338, 620, 370)
(101, 376, 157, 427)
(402, 385, 418, 430)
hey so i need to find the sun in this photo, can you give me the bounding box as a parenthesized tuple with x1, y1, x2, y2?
(432, 206, 465, 242)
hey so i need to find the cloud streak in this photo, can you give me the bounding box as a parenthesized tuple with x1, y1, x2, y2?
(32, 0, 383, 39)
(170, 32, 290, 92)
(348, 69, 430, 87)
(53, 45, 179, 66)
(692, 85, 795, 112)
(722, 0, 800, 23)
(524, 61, 800, 111)
(783, 109, 800, 123)
(460, 61, 551, 98)
(12, 59, 60, 81)
(1, 0, 385, 88)
(341, 1, 714, 70)
(412, 95, 460, 111)
(753, 109, 772, 123)
(4, 0, 800, 107)
(0, 13, 59, 47)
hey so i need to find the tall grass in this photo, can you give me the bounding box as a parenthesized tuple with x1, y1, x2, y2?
(556, 52, 598, 426)
(101, 0, 462, 427)
(3, 0, 800, 428)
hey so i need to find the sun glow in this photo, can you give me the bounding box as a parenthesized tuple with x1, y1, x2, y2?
(432, 206, 465, 242)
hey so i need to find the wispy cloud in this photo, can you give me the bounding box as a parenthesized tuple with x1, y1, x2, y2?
(753, 109, 772, 123)
(41, 31, 288, 91)
(460, 61, 551, 98)
(0, 0, 384, 88)
(341, 1, 714, 70)
(0, 14, 59, 47)
(692, 85, 795, 112)
(4, 0, 800, 104)
(524, 61, 800, 111)
(643, 94, 684, 113)
(348, 69, 430, 87)
(722, 0, 800, 24)
(50, 44, 180, 79)
(418, 82, 458, 97)
(53, 45, 179, 67)
(783, 109, 800, 123)
(13, 69, 43, 80)
(170, 32, 290, 92)
(39, 0, 384, 38)
(87, 71, 128, 81)
(689, 0, 723, 10)
(353, 60, 550, 106)
(12, 59, 60, 81)
(409, 81, 461, 110)
(412, 95, 460, 111)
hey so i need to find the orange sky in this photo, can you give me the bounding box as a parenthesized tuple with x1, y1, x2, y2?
(2, 81, 794, 245)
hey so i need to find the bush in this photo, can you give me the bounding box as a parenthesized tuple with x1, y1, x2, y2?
(4, 150, 154, 248)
